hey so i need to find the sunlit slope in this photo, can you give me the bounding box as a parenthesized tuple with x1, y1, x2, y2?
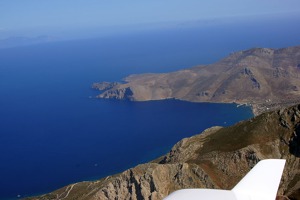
(94, 46, 300, 115)
(27, 104, 300, 200)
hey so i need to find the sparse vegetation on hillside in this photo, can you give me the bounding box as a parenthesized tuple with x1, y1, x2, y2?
(26, 104, 300, 200)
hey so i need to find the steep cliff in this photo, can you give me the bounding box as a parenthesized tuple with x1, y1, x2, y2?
(27, 104, 300, 200)
(93, 46, 300, 115)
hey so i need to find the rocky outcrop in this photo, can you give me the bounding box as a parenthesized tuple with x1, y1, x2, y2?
(92, 82, 120, 91)
(27, 104, 300, 200)
(98, 87, 134, 100)
(92, 82, 134, 100)
(93, 46, 300, 115)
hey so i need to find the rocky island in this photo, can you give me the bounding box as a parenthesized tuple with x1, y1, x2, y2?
(93, 45, 300, 116)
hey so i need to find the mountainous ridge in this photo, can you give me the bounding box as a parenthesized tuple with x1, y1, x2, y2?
(93, 45, 300, 115)
(25, 45, 300, 199)
(26, 104, 300, 200)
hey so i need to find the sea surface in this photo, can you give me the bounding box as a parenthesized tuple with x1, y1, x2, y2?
(1, 16, 300, 200)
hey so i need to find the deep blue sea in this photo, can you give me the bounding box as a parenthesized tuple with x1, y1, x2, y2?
(1, 17, 300, 200)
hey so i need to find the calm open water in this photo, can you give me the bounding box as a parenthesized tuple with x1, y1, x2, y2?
(1, 17, 300, 199)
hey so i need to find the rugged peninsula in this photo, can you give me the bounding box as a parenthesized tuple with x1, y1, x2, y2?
(25, 45, 300, 200)
(93, 45, 300, 116)
(26, 104, 300, 200)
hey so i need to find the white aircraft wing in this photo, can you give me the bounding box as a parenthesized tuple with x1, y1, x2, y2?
(164, 189, 238, 200)
(163, 159, 286, 200)
(232, 159, 286, 200)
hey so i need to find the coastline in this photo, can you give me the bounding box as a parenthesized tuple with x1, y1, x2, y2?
(92, 45, 300, 117)
(21, 100, 253, 200)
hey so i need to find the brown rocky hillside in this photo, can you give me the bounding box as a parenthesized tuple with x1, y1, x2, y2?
(26, 104, 300, 200)
(93, 45, 300, 115)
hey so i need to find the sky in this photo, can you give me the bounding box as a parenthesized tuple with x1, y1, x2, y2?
(0, 0, 300, 39)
